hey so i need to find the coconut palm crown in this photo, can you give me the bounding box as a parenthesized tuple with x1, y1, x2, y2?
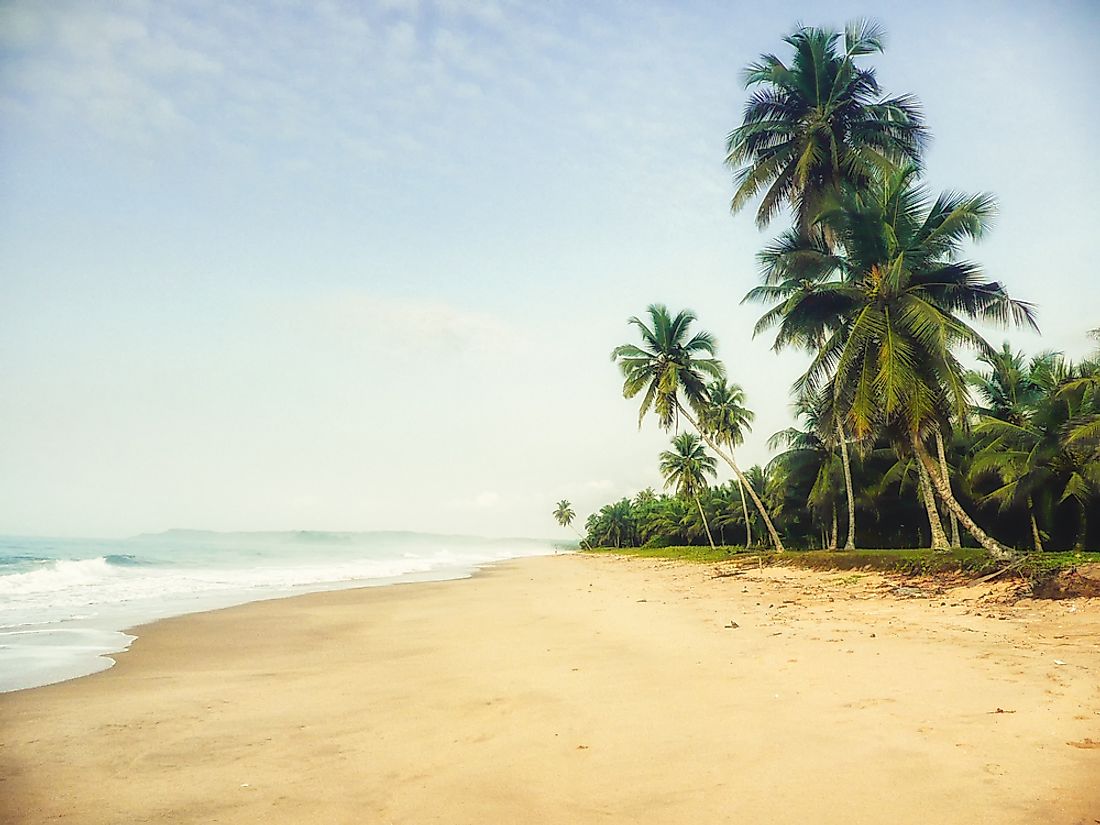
(726, 20, 928, 231)
(610, 304, 725, 431)
(699, 380, 755, 449)
(659, 432, 718, 500)
(552, 500, 576, 529)
(757, 163, 1036, 440)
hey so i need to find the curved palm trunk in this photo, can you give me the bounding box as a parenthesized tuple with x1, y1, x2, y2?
(570, 526, 591, 551)
(737, 479, 752, 548)
(676, 401, 785, 553)
(694, 494, 716, 550)
(1028, 496, 1044, 553)
(916, 456, 949, 550)
(829, 503, 838, 550)
(913, 435, 1012, 559)
(836, 420, 856, 550)
(935, 431, 961, 547)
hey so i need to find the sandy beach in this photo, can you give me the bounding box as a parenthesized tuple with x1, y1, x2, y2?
(2, 553, 1098, 824)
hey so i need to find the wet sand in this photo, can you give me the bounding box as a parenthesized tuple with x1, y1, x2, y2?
(2, 553, 1098, 824)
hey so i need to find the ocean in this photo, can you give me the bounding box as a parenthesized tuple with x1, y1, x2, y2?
(0, 530, 563, 693)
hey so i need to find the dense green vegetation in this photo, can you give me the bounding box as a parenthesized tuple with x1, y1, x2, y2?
(555, 21, 1100, 559)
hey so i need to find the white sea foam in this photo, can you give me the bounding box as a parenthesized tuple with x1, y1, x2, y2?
(0, 532, 563, 692)
(0, 556, 119, 595)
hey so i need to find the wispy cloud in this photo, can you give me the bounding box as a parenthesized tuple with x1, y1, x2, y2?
(0, 0, 727, 209)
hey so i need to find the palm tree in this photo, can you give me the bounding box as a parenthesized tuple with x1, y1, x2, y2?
(742, 464, 779, 548)
(659, 432, 719, 548)
(611, 304, 786, 551)
(726, 20, 927, 232)
(745, 255, 862, 549)
(645, 496, 693, 546)
(587, 499, 638, 549)
(708, 482, 749, 546)
(971, 355, 1100, 552)
(779, 164, 1035, 557)
(747, 235, 867, 549)
(875, 448, 947, 549)
(698, 380, 761, 548)
(552, 499, 590, 550)
(768, 419, 845, 549)
(968, 343, 1045, 425)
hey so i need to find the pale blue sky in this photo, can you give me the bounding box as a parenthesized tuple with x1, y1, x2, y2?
(1, 0, 1098, 538)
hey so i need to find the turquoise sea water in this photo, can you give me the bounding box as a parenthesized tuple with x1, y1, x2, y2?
(0, 530, 562, 692)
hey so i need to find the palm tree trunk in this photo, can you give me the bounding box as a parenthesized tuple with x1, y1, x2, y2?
(935, 431, 961, 547)
(737, 478, 752, 548)
(1028, 496, 1043, 553)
(913, 435, 1012, 559)
(829, 504, 838, 550)
(836, 419, 856, 550)
(916, 456, 949, 551)
(676, 402, 785, 553)
(571, 526, 591, 551)
(695, 494, 716, 549)
(1075, 505, 1087, 555)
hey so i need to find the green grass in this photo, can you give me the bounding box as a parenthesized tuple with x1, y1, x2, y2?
(583, 544, 755, 564)
(582, 545, 1100, 579)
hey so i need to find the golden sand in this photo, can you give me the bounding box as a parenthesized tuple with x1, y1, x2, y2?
(2, 553, 1098, 824)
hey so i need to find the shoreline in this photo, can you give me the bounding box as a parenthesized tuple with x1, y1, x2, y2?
(3, 553, 1098, 824)
(1, 548, 564, 695)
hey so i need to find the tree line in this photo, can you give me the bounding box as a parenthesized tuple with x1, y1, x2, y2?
(555, 22, 1099, 556)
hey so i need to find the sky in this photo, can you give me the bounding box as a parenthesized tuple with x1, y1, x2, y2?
(1, 0, 1098, 540)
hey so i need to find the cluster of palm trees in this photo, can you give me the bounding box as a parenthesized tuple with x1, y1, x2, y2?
(573, 333, 1100, 553)
(554, 21, 1099, 557)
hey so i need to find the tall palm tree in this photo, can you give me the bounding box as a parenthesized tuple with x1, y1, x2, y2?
(659, 432, 719, 548)
(698, 380, 761, 548)
(745, 252, 862, 549)
(552, 499, 590, 550)
(611, 304, 786, 551)
(776, 164, 1035, 557)
(726, 20, 927, 232)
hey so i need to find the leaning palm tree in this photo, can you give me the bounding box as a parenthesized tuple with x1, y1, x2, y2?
(726, 20, 927, 232)
(790, 164, 1036, 557)
(659, 432, 719, 548)
(610, 304, 786, 552)
(699, 380, 763, 548)
(552, 499, 590, 550)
